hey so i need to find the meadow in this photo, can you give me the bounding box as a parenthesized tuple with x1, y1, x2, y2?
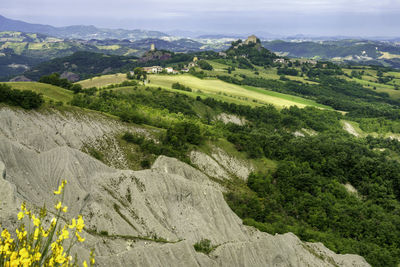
(77, 73, 128, 88)
(5, 82, 73, 103)
(148, 74, 328, 109)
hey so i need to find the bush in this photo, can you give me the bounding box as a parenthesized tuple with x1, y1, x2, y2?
(164, 121, 203, 147)
(122, 132, 145, 145)
(193, 239, 215, 254)
(39, 73, 72, 90)
(0, 83, 44, 109)
(119, 110, 147, 124)
(197, 60, 213, 71)
(171, 82, 192, 92)
(88, 147, 104, 161)
(140, 159, 151, 168)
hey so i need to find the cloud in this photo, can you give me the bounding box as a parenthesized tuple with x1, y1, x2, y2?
(0, 0, 399, 36)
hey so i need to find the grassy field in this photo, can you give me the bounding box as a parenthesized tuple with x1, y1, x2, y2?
(148, 74, 329, 109)
(96, 45, 121, 50)
(5, 82, 73, 103)
(379, 52, 400, 59)
(350, 77, 400, 99)
(77, 73, 128, 88)
(208, 60, 317, 84)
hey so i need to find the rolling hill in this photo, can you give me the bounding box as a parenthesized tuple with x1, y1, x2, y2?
(0, 15, 168, 40)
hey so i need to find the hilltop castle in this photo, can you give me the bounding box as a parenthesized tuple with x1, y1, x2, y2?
(244, 35, 258, 45)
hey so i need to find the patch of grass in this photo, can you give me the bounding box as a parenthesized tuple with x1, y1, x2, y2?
(87, 147, 104, 161)
(96, 45, 121, 50)
(345, 76, 400, 99)
(5, 82, 73, 103)
(100, 230, 109, 236)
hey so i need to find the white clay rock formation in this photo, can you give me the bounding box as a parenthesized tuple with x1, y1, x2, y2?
(0, 107, 370, 266)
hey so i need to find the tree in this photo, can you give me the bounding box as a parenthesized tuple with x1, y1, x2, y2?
(133, 67, 147, 80)
(197, 60, 213, 71)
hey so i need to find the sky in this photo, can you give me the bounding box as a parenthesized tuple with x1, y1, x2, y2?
(1, 0, 399, 37)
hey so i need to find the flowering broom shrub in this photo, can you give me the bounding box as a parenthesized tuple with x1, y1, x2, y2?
(0, 180, 95, 266)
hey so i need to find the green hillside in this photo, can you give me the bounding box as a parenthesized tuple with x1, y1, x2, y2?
(3, 37, 400, 266)
(148, 74, 328, 109)
(5, 81, 73, 102)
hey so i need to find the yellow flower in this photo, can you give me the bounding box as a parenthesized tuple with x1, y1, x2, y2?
(20, 202, 26, 211)
(55, 201, 62, 210)
(24, 210, 31, 217)
(53, 185, 62, 195)
(10, 251, 18, 261)
(16, 229, 27, 241)
(21, 258, 32, 267)
(55, 253, 67, 264)
(90, 253, 95, 265)
(62, 206, 68, 213)
(76, 215, 85, 232)
(54, 180, 67, 195)
(75, 232, 85, 242)
(32, 215, 41, 227)
(51, 242, 58, 251)
(17, 211, 24, 220)
(83, 261, 88, 267)
(59, 228, 69, 241)
(33, 228, 40, 240)
(69, 218, 76, 229)
(1, 229, 11, 240)
(33, 251, 41, 262)
(19, 248, 29, 259)
(41, 227, 49, 238)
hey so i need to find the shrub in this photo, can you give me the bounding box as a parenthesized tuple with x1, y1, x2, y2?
(39, 73, 72, 90)
(193, 239, 216, 254)
(0, 83, 44, 109)
(0, 180, 95, 266)
(197, 60, 213, 71)
(88, 147, 104, 161)
(140, 159, 151, 168)
(171, 82, 192, 92)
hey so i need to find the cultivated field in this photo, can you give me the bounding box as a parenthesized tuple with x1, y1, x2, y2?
(148, 74, 329, 109)
(77, 73, 128, 88)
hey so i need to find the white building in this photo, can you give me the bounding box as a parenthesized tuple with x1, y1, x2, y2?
(143, 66, 163, 74)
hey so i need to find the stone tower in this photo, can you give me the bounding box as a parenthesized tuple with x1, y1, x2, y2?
(244, 35, 258, 45)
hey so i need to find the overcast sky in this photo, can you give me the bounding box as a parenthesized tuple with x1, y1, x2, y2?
(1, 0, 399, 37)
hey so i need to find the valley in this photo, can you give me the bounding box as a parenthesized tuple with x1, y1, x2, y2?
(1, 14, 400, 267)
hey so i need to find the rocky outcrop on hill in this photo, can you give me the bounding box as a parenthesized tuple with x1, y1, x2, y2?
(215, 113, 245, 126)
(0, 106, 370, 266)
(9, 75, 32, 82)
(60, 71, 80, 82)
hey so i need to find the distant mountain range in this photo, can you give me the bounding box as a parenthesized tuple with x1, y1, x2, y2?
(0, 15, 168, 40)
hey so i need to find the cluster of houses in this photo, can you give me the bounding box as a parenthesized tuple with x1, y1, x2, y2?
(141, 53, 198, 75)
(273, 58, 317, 65)
(142, 66, 189, 75)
